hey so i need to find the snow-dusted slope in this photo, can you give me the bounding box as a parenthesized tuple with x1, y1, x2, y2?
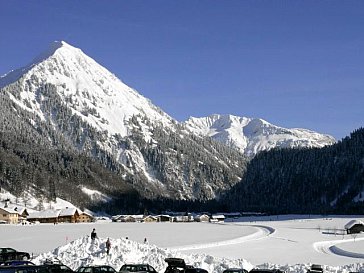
(0, 41, 246, 201)
(0, 41, 172, 137)
(185, 114, 335, 156)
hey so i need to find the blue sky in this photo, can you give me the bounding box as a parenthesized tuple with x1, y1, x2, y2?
(0, 1, 363, 140)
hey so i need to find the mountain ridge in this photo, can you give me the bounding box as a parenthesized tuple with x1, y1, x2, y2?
(0, 41, 336, 209)
(185, 114, 335, 156)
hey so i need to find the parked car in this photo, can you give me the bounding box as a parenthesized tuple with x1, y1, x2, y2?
(307, 265, 323, 273)
(249, 269, 284, 273)
(0, 265, 44, 273)
(42, 260, 74, 273)
(184, 269, 208, 273)
(222, 269, 248, 273)
(0, 261, 35, 267)
(76, 266, 116, 273)
(119, 264, 157, 273)
(164, 258, 190, 273)
(164, 258, 207, 273)
(0, 248, 31, 263)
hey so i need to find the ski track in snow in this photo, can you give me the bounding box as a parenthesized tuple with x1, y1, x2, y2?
(313, 237, 364, 258)
(170, 225, 275, 251)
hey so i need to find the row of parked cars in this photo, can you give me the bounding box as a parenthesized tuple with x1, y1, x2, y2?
(0, 247, 324, 273)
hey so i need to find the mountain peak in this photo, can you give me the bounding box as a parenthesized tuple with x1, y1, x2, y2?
(0, 41, 83, 88)
(31, 40, 82, 65)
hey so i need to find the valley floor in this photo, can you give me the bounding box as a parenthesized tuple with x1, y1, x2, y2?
(1, 215, 364, 271)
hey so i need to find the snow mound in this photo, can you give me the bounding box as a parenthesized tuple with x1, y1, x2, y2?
(32, 236, 253, 272)
(31, 236, 364, 273)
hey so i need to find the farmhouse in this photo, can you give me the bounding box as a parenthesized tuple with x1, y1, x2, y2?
(143, 215, 158, 223)
(157, 215, 172, 222)
(0, 207, 19, 224)
(121, 215, 138, 222)
(345, 219, 364, 234)
(210, 214, 225, 223)
(77, 210, 94, 222)
(7, 204, 29, 219)
(28, 209, 61, 223)
(195, 214, 210, 222)
(58, 207, 79, 223)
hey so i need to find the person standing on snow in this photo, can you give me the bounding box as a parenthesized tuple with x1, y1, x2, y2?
(91, 228, 97, 240)
(106, 238, 111, 255)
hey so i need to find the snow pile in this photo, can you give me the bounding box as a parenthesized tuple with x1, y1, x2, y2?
(32, 236, 253, 272)
(31, 235, 364, 273)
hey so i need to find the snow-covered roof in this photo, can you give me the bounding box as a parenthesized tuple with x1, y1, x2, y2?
(6, 204, 28, 214)
(196, 214, 210, 217)
(28, 209, 61, 219)
(144, 215, 158, 220)
(79, 211, 93, 217)
(344, 219, 364, 229)
(0, 206, 19, 214)
(59, 207, 78, 217)
(211, 214, 225, 219)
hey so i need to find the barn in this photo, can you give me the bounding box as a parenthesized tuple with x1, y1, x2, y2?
(345, 219, 364, 234)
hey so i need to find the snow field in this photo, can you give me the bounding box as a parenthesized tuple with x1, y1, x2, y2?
(2, 216, 364, 273)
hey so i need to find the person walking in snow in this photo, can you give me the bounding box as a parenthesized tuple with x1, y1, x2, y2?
(144, 237, 148, 244)
(91, 228, 97, 240)
(106, 238, 111, 255)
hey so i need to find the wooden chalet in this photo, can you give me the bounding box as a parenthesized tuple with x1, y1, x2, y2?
(157, 215, 172, 222)
(58, 207, 79, 223)
(345, 220, 364, 234)
(28, 209, 61, 223)
(77, 210, 94, 222)
(143, 215, 158, 223)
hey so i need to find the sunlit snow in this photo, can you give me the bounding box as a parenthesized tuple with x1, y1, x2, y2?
(2, 216, 364, 273)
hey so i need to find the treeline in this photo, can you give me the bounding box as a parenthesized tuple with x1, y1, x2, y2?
(2, 79, 364, 215)
(125, 115, 247, 200)
(0, 81, 247, 211)
(0, 84, 137, 211)
(221, 128, 364, 214)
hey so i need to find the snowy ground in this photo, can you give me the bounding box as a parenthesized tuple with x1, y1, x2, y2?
(1, 215, 364, 273)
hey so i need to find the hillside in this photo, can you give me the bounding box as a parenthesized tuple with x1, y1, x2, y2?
(0, 41, 246, 205)
(222, 128, 364, 214)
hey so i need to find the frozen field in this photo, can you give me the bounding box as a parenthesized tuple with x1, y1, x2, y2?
(1, 215, 364, 272)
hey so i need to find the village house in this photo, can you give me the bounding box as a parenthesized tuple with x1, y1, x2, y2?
(345, 220, 364, 234)
(210, 214, 225, 223)
(194, 214, 210, 222)
(143, 215, 158, 223)
(6, 204, 29, 218)
(58, 207, 79, 223)
(120, 215, 137, 222)
(157, 215, 172, 222)
(27, 209, 61, 223)
(77, 211, 94, 223)
(0, 207, 19, 224)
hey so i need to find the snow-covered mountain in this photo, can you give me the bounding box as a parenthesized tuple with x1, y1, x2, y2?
(0, 41, 246, 203)
(0, 41, 172, 138)
(185, 114, 335, 156)
(0, 41, 338, 209)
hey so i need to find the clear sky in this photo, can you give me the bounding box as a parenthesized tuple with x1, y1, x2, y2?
(0, 1, 363, 140)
